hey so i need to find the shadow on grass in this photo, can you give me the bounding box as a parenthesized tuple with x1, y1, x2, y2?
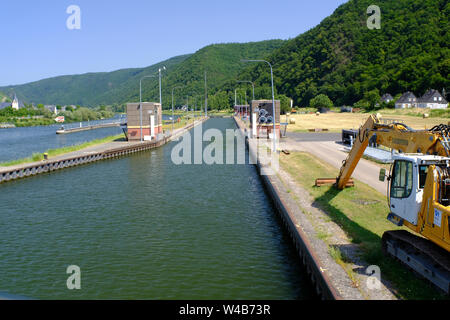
(312, 186, 444, 300)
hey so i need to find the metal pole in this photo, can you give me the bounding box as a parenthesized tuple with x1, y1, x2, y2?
(139, 79, 143, 142)
(159, 69, 162, 106)
(158, 67, 166, 107)
(172, 89, 174, 134)
(237, 80, 255, 102)
(205, 71, 207, 118)
(140, 75, 157, 142)
(172, 86, 183, 134)
(269, 63, 276, 152)
(240, 60, 277, 152)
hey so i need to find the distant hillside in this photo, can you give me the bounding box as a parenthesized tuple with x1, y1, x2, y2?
(0, 92, 11, 103)
(113, 40, 285, 108)
(0, 54, 191, 106)
(0, 40, 285, 107)
(238, 0, 450, 107)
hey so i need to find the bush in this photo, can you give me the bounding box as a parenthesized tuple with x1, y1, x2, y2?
(310, 94, 333, 110)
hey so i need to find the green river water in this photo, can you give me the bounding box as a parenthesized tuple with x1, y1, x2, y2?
(0, 118, 316, 299)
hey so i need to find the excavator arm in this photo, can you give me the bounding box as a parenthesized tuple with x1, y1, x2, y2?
(315, 114, 450, 293)
(332, 115, 450, 189)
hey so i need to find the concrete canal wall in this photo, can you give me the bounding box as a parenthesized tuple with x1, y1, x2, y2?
(0, 118, 207, 184)
(233, 116, 343, 300)
(56, 122, 121, 134)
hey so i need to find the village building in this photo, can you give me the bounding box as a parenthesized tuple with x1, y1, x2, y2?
(44, 105, 58, 114)
(417, 89, 448, 109)
(395, 92, 417, 109)
(380, 93, 394, 104)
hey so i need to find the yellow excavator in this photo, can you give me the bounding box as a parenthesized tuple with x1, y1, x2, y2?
(316, 114, 450, 293)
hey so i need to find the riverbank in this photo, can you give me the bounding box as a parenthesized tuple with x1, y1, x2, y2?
(279, 152, 446, 300)
(234, 115, 446, 299)
(232, 116, 448, 300)
(0, 118, 208, 184)
(0, 123, 15, 128)
(0, 116, 312, 300)
(0, 134, 126, 167)
(233, 116, 342, 299)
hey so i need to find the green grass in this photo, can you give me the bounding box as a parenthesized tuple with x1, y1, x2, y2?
(0, 134, 125, 167)
(280, 151, 448, 300)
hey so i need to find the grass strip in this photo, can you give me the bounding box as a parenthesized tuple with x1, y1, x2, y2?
(0, 133, 125, 167)
(279, 151, 447, 300)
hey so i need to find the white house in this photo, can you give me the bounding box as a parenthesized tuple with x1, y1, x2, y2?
(395, 92, 418, 109)
(11, 94, 19, 110)
(44, 105, 58, 114)
(417, 89, 448, 109)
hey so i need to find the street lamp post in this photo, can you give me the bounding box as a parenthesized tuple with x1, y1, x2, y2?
(241, 59, 277, 152)
(237, 80, 255, 101)
(158, 66, 166, 107)
(140, 75, 157, 142)
(204, 71, 208, 118)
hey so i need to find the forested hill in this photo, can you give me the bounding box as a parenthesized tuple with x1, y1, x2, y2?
(238, 0, 449, 107)
(0, 54, 191, 106)
(92, 40, 285, 107)
(0, 40, 285, 107)
(0, 92, 11, 103)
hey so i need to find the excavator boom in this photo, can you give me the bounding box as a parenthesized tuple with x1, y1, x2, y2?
(315, 115, 450, 293)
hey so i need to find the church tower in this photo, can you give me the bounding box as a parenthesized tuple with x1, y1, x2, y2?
(12, 94, 19, 110)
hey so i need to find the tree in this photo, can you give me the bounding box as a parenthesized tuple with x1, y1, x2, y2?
(310, 94, 333, 110)
(364, 89, 381, 110)
(276, 94, 291, 114)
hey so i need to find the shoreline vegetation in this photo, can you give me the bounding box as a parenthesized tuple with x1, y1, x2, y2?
(0, 113, 210, 167)
(0, 105, 116, 128)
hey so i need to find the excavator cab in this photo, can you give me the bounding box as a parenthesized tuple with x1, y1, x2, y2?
(384, 155, 450, 228)
(386, 155, 425, 227)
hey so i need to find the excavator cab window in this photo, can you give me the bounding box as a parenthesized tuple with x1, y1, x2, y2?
(418, 165, 429, 189)
(391, 160, 413, 199)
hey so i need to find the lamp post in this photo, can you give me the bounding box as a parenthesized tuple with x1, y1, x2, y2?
(158, 66, 166, 107)
(172, 86, 183, 134)
(140, 75, 157, 142)
(241, 59, 277, 152)
(204, 71, 208, 118)
(237, 80, 255, 101)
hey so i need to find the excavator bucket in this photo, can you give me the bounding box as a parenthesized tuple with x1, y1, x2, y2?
(315, 178, 354, 187)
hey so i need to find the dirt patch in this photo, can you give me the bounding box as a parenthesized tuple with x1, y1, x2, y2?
(277, 166, 398, 300)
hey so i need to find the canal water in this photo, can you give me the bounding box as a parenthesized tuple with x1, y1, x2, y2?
(0, 118, 316, 299)
(0, 115, 183, 163)
(0, 115, 126, 163)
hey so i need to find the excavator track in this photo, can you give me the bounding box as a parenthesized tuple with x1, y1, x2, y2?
(382, 230, 450, 294)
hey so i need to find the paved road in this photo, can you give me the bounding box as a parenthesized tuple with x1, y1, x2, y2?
(282, 135, 388, 196)
(286, 132, 341, 142)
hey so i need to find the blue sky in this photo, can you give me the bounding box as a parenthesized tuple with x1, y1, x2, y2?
(0, 0, 347, 86)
